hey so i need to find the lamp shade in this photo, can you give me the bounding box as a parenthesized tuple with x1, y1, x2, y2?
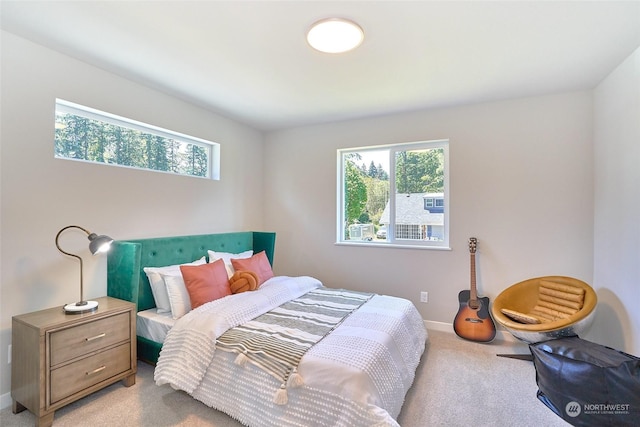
(88, 233, 113, 254)
(55, 225, 113, 314)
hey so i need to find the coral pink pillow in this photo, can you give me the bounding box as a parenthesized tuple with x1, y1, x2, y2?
(231, 251, 274, 286)
(180, 259, 231, 309)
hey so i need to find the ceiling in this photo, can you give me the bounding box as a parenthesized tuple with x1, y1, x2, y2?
(2, 1, 639, 131)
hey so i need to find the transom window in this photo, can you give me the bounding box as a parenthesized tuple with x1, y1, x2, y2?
(337, 139, 449, 249)
(54, 99, 220, 179)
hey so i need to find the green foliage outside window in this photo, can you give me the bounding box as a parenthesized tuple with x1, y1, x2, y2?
(344, 158, 368, 226)
(54, 100, 216, 179)
(395, 148, 444, 194)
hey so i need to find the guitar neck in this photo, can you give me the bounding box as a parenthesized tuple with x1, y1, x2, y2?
(468, 237, 478, 303)
(470, 251, 478, 302)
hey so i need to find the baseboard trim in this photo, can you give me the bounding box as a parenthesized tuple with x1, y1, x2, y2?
(424, 319, 524, 343)
(1, 391, 11, 411)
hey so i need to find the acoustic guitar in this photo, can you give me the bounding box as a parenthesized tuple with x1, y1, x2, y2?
(453, 237, 496, 343)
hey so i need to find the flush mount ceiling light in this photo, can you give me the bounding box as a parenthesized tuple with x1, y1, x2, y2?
(307, 18, 364, 54)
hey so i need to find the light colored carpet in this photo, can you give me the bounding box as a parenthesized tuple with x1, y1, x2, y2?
(1, 330, 569, 426)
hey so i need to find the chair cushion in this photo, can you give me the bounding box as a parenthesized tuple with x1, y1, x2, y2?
(502, 281, 585, 324)
(500, 308, 541, 324)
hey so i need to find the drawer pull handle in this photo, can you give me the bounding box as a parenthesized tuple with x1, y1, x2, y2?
(86, 365, 106, 376)
(85, 333, 106, 342)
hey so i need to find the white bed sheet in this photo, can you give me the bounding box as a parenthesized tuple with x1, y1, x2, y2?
(137, 308, 175, 343)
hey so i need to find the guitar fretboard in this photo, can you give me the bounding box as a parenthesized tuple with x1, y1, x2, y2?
(469, 237, 479, 308)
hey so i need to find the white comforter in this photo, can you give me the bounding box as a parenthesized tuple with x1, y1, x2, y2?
(155, 276, 428, 427)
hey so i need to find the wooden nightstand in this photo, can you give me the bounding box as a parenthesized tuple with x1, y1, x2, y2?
(11, 296, 136, 427)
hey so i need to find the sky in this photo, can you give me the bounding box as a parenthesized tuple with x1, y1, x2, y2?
(355, 149, 390, 174)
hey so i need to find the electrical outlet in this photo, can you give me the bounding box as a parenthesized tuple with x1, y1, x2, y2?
(420, 291, 428, 303)
(8, 345, 11, 364)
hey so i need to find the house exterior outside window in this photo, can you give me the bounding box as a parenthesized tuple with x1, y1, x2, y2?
(380, 193, 444, 240)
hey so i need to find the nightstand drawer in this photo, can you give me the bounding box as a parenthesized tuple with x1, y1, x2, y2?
(50, 312, 130, 366)
(50, 343, 131, 404)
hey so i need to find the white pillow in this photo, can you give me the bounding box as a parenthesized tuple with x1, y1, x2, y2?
(143, 257, 206, 313)
(208, 250, 253, 278)
(162, 273, 192, 319)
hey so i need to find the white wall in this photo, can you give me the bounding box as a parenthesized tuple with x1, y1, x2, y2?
(592, 46, 640, 355)
(264, 92, 595, 328)
(0, 32, 265, 399)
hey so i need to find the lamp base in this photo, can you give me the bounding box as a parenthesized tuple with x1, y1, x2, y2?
(64, 300, 99, 314)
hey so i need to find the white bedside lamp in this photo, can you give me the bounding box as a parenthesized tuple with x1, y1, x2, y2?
(55, 225, 113, 314)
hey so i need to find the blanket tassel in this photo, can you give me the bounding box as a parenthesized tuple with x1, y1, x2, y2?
(274, 384, 288, 405)
(288, 368, 304, 388)
(234, 352, 249, 367)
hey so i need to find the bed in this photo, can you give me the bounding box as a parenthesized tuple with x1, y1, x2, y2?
(107, 231, 427, 427)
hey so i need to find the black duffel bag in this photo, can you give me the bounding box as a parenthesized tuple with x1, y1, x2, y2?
(530, 336, 640, 426)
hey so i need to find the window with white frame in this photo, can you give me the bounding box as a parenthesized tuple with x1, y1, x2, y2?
(337, 139, 449, 248)
(54, 99, 220, 179)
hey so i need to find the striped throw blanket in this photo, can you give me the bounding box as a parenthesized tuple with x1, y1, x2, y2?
(216, 287, 374, 404)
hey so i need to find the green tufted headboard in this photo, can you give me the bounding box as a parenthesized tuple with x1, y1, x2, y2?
(106, 231, 276, 363)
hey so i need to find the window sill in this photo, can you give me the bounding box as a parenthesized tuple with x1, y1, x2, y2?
(334, 241, 451, 251)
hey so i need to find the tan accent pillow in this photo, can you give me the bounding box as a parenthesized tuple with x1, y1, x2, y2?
(231, 251, 274, 286)
(229, 270, 259, 294)
(180, 259, 231, 309)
